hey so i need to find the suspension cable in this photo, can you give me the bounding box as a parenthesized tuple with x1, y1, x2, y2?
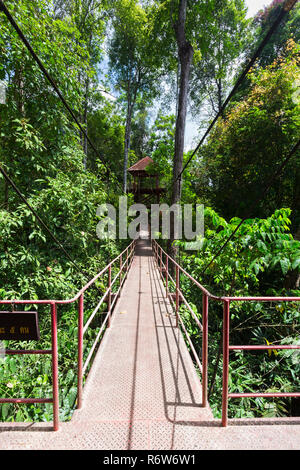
(166, 0, 299, 272)
(170, 0, 298, 192)
(0, 0, 124, 194)
(201, 138, 300, 274)
(0, 165, 86, 275)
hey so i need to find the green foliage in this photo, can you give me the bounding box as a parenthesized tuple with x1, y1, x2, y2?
(175, 207, 300, 419)
(178, 207, 300, 296)
(190, 0, 251, 116)
(146, 113, 175, 183)
(249, 0, 300, 68)
(0, 0, 126, 423)
(193, 41, 300, 229)
(87, 97, 125, 179)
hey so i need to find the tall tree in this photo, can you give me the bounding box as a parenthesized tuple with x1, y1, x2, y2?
(190, 0, 250, 118)
(170, 0, 194, 211)
(194, 41, 300, 228)
(249, 0, 300, 68)
(130, 97, 151, 159)
(152, 0, 213, 258)
(0, 0, 92, 196)
(53, 0, 107, 167)
(108, 0, 163, 193)
(71, 0, 107, 167)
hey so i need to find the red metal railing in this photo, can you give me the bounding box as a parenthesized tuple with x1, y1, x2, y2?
(221, 296, 300, 427)
(0, 240, 135, 430)
(0, 302, 59, 429)
(152, 240, 300, 426)
(152, 240, 215, 408)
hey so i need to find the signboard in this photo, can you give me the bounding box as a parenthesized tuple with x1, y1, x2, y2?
(0, 311, 40, 341)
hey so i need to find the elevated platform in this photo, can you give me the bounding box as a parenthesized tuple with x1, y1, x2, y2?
(0, 240, 299, 449)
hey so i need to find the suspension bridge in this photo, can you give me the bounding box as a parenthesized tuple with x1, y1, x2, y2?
(0, 238, 299, 450)
(0, 0, 299, 451)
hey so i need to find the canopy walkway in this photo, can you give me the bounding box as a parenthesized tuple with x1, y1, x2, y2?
(0, 0, 299, 452)
(0, 239, 299, 450)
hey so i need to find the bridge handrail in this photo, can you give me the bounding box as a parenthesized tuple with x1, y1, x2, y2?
(1, 239, 299, 430)
(0, 240, 135, 431)
(152, 239, 300, 427)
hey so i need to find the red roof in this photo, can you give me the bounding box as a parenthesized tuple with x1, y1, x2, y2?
(128, 156, 154, 173)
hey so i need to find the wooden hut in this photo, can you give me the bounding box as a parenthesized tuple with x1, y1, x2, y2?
(128, 156, 164, 205)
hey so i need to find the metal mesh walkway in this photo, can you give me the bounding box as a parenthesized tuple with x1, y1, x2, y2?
(70, 239, 213, 444)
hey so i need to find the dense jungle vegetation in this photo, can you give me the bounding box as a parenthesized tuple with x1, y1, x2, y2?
(0, 0, 299, 423)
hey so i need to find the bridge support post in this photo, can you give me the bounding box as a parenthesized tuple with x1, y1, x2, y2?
(222, 300, 230, 427)
(175, 265, 179, 327)
(202, 294, 208, 407)
(160, 246, 162, 275)
(108, 265, 112, 327)
(120, 254, 123, 289)
(51, 302, 59, 431)
(165, 257, 169, 298)
(77, 294, 84, 410)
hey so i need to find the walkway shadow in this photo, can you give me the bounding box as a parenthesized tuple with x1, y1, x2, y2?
(147, 248, 215, 432)
(134, 239, 152, 257)
(127, 240, 143, 450)
(0, 422, 54, 432)
(147, 248, 300, 431)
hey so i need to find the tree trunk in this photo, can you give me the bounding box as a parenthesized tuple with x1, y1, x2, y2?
(123, 74, 139, 194)
(168, 0, 194, 260)
(123, 98, 133, 194)
(14, 62, 25, 115)
(217, 78, 223, 115)
(82, 76, 90, 169)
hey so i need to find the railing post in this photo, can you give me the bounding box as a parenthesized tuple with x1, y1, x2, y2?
(77, 294, 84, 410)
(120, 253, 123, 287)
(126, 247, 129, 273)
(108, 265, 112, 328)
(202, 294, 208, 407)
(165, 256, 168, 298)
(175, 264, 179, 328)
(222, 299, 230, 427)
(160, 247, 162, 276)
(51, 302, 59, 431)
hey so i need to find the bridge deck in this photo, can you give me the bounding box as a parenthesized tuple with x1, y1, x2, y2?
(0, 240, 299, 450)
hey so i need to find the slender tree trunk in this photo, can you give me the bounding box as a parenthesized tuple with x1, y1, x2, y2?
(123, 98, 133, 194)
(175, 52, 180, 118)
(4, 181, 8, 210)
(217, 78, 223, 115)
(14, 62, 25, 115)
(123, 74, 139, 193)
(172, 44, 193, 205)
(83, 76, 90, 169)
(168, 0, 194, 260)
